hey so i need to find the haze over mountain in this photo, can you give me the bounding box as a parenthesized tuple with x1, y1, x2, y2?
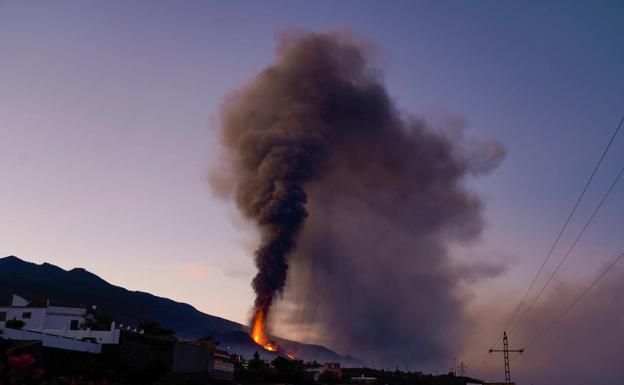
(0, 255, 362, 366)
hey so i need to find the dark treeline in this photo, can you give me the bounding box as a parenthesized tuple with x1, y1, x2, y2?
(234, 351, 480, 385)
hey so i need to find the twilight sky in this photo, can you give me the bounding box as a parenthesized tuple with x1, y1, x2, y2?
(1, 1, 624, 383)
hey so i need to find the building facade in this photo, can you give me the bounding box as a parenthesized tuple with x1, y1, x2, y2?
(0, 294, 120, 352)
(0, 294, 86, 331)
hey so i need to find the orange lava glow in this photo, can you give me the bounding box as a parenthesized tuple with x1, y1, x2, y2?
(251, 309, 267, 345)
(251, 308, 279, 352)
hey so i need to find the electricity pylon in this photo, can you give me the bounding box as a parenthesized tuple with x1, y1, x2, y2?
(489, 331, 523, 384)
(458, 361, 468, 376)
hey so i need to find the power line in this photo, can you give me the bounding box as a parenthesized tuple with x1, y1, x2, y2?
(509, 164, 624, 333)
(473, 341, 497, 377)
(474, 328, 508, 377)
(472, 116, 623, 377)
(503, 116, 624, 332)
(521, 247, 624, 350)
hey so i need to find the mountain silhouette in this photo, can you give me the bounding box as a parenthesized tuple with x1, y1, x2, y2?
(0, 255, 362, 366)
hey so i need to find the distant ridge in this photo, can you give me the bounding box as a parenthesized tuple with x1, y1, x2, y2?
(0, 255, 242, 334)
(0, 256, 363, 366)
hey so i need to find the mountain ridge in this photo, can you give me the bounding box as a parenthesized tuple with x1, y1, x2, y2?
(0, 255, 362, 366)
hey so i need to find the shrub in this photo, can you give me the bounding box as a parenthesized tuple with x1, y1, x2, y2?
(0, 350, 45, 385)
(6, 319, 26, 330)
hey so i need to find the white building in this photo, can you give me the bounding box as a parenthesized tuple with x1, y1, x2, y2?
(0, 294, 120, 353)
(0, 294, 87, 331)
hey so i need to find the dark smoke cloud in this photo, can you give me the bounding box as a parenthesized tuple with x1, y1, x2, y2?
(215, 29, 504, 369)
(455, 259, 508, 285)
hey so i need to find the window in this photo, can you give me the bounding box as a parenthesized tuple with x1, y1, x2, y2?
(0, 311, 6, 321)
(22, 312, 32, 319)
(70, 320, 79, 330)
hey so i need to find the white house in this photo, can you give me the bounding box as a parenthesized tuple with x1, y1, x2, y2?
(0, 294, 120, 353)
(0, 294, 87, 331)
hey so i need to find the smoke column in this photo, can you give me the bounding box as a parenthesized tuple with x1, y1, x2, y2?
(215, 29, 504, 367)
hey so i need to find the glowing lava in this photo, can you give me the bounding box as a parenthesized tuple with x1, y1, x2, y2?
(251, 308, 279, 352)
(264, 342, 278, 352)
(250, 310, 297, 359)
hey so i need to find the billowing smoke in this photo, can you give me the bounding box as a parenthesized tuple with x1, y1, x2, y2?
(215, 29, 503, 369)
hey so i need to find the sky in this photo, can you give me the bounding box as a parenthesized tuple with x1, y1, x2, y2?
(1, 1, 624, 383)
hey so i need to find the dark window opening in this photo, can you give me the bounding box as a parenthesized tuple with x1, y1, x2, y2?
(22, 312, 32, 319)
(70, 320, 79, 330)
(0, 312, 6, 321)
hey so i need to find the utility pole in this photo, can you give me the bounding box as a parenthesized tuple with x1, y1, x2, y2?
(450, 357, 467, 376)
(458, 361, 468, 376)
(489, 331, 523, 384)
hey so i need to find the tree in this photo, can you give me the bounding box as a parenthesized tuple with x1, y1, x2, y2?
(137, 320, 175, 336)
(247, 351, 264, 370)
(272, 356, 290, 373)
(272, 356, 308, 383)
(198, 333, 220, 347)
(5, 319, 25, 330)
(85, 307, 113, 331)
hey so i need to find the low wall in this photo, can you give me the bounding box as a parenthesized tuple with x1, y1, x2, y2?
(0, 328, 102, 353)
(30, 328, 120, 344)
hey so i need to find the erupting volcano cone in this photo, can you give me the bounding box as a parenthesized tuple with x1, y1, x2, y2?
(251, 308, 278, 352)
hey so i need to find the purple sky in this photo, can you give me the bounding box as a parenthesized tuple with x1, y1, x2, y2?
(1, 1, 623, 383)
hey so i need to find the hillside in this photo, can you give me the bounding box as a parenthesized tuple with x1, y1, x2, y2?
(0, 255, 362, 366)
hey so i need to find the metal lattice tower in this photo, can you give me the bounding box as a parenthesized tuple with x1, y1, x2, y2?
(489, 331, 524, 384)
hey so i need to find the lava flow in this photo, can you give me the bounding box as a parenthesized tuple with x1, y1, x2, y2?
(251, 309, 297, 359)
(251, 308, 278, 352)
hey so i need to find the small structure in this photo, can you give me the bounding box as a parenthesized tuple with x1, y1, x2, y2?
(117, 331, 234, 380)
(305, 361, 323, 382)
(212, 348, 235, 380)
(0, 294, 120, 353)
(350, 374, 377, 384)
(322, 362, 342, 378)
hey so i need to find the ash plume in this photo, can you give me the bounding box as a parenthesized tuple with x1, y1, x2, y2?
(214, 29, 504, 368)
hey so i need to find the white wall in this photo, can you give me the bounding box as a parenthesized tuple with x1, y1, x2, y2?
(45, 306, 87, 329)
(0, 305, 88, 331)
(44, 314, 84, 330)
(1, 328, 102, 353)
(1, 296, 118, 347)
(47, 306, 86, 316)
(38, 326, 120, 344)
(0, 307, 47, 330)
